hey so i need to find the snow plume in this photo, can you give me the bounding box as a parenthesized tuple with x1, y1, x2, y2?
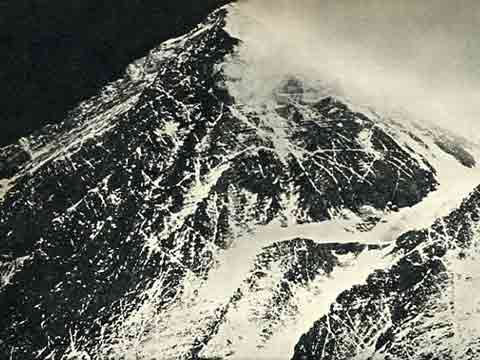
(226, 0, 480, 140)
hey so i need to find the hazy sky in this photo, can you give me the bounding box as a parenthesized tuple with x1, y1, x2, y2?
(237, 0, 480, 138)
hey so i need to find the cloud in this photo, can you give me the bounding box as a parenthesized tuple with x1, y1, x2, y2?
(228, 0, 480, 139)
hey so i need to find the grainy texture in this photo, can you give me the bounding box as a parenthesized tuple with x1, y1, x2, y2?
(1, 3, 480, 359)
(0, 0, 230, 146)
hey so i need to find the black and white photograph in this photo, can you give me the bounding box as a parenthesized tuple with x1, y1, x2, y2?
(1, 1, 480, 359)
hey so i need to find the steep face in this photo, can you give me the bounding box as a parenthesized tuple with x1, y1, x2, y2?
(0, 4, 478, 360)
(292, 187, 480, 360)
(198, 240, 387, 360)
(0, 8, 238, 359)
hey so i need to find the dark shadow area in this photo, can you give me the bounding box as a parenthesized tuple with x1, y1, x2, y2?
(0, 0, 231, 146)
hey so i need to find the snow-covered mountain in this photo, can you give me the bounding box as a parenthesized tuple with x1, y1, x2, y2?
(1, 4, 480, 360)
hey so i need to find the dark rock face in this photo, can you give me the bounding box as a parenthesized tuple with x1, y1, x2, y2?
(292, 188, 480, 360)
(194, 239, 386, 359)
(0, 4, 476, 360)
(0, 8, 238, 358)
(434, 136, 477, 168)
(0, 144, 31, 179)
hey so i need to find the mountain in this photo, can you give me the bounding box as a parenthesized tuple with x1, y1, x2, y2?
(0, 0, 229, 146)
(1, 4, 480, 360)
(292, 187, 480, 360)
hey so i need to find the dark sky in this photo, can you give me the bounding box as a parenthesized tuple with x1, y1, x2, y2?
(0, 0, 228, 146)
